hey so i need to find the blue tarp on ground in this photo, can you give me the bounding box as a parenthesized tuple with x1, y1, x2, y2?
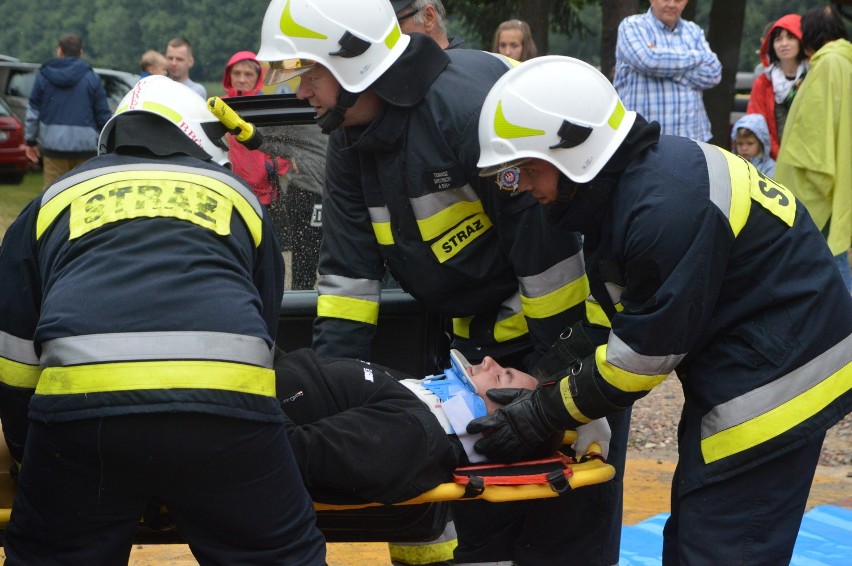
(620, 505, 852, 565)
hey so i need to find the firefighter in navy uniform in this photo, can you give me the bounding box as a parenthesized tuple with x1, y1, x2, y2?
(470, 56, 852, 564)
(0, 76, 326, 565)
(256, 1, 628, 565)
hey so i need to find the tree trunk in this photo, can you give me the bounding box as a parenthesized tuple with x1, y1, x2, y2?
(704, 0, 747, 147)
(600, 0, 639, 81)
(682, 0, 696, 23)
(521, 0, 551, 54)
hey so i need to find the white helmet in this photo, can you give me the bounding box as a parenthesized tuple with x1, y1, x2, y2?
(477, 56, 636, 184)
(256, 0, 409, 93)
(98, 75, 229, 166)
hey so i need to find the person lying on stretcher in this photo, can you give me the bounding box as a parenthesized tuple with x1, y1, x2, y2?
(275, 348, 611, 505)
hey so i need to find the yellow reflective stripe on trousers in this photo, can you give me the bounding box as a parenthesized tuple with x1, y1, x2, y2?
(0, 357, 41, 389)
(36, 360, 275, 396)
(317, 294, 379, 325)
(37, 170, 264, 246)
(701, 334, 852, 464)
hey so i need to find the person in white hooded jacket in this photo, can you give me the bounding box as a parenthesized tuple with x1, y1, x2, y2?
(731, 113, 776, 177)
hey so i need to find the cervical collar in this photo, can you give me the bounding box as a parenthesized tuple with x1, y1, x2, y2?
(421, 350, 487, 421)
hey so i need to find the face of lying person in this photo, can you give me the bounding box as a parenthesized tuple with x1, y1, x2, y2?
(467, 356, 538, 414)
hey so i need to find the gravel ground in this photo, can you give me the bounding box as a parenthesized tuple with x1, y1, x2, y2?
(627, 374, 851, 467)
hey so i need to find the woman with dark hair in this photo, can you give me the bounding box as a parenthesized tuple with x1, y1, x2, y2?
(746, 14, 808, 159)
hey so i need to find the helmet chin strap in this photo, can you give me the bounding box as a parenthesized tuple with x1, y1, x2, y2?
(317, 88, 362, 134)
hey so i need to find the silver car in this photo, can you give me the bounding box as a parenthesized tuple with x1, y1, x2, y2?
(0, 59, 139, 124)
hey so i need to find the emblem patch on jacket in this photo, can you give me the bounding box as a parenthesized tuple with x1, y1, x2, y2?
(495, 167, 520, 195)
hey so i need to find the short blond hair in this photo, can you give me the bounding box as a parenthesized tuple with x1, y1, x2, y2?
(140, 50, 166, 73)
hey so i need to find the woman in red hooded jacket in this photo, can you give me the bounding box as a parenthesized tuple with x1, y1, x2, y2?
(222, 51, 291, 207)
(746, 14, 808, 159)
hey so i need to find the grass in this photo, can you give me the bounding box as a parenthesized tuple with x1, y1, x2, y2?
(0, 172, 43, 241)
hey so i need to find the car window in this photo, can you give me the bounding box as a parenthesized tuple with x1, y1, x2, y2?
(101, 75, 136, 110)
(0, 98, 12, 117)
(6, 69, 36, 98)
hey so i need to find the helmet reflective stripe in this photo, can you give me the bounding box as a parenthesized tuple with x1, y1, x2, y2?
(257, 0, 410, 93)
(478, 56, 637, 184)
(279, 1, 327, 39)
(115, 101, 182, 125)
(494, 101, 545, 139)
(609, 101, 626, 129)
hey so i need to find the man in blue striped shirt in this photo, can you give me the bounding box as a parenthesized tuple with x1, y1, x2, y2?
(613, 0, 721, 141)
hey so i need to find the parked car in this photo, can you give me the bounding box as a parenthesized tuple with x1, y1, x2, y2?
(0, 60, 139, 125)
(0, 96, 28, 185)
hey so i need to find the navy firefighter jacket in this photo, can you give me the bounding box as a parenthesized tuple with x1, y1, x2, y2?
(0, 153, 285, 463)
(550, 127, 852, 494)
(314, 35, 588, 363)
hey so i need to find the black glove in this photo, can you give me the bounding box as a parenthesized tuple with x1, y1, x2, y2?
(466, 387, 563, 462)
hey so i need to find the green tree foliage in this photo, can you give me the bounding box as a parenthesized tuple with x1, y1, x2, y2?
(0, 0, 839, 77)
(445, 0, 592, 51)
(0, 0, 268, 81)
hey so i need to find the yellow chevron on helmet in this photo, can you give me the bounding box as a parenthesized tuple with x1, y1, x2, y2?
(257, 0, 409, 93)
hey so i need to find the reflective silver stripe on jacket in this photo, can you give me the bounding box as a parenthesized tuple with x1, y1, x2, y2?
(40, 162, 264, 215)
(603, 281, 624, 306)
(696, 142, 733, 222)
(607, 331, 685, 376)
(519, 252, 586, 299)
(368, 206, 392, 223)
(317, 274, 382, 301)
(40, 332, 274, 368)
(0, 331, 39, 365)
(496, 291, 522, 323)
(701, 331, 852, 440)
(409, 186, 479, 220)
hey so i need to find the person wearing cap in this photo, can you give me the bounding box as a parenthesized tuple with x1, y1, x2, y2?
(392, 0, 463, 50)
(257, 1, 627, 564)
(0, 76, 325, 565)
(471, 55, 852, 563)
